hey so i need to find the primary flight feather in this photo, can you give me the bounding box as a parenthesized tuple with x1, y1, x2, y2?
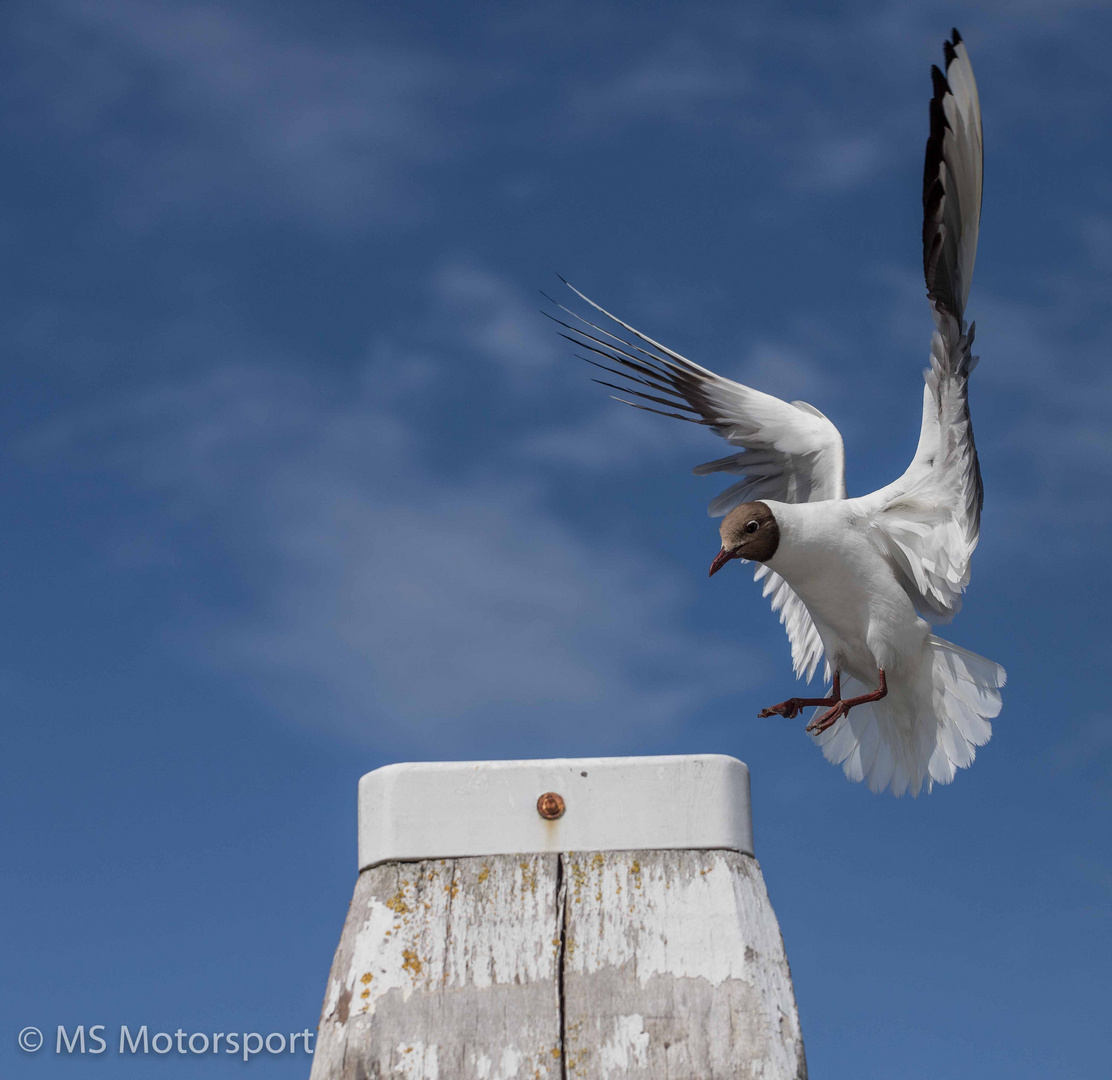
(551, 29, 1003, 796)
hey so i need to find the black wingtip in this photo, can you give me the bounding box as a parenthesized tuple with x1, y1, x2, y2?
(929, 64, 949, 102)
(607, 396, 708, 425)
(589, 378, 702, 415)
(921, 27, 977, 322)
(944, 28, 963, 68)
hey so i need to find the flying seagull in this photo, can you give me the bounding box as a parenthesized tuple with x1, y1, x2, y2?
(549, 29, 1003, 796)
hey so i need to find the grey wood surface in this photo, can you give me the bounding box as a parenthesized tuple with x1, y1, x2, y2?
(312, 850, 806, 1079)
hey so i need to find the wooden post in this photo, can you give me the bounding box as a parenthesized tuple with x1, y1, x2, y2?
(310, 755, 807, 1079)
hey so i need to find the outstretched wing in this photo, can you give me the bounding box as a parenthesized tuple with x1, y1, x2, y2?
(548, 280, 845, 682)
(548, 280, 847, 505)
(861, 29, 984, 622)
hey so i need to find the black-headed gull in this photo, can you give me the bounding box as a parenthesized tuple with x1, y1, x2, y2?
(550, 30, 1004, 796)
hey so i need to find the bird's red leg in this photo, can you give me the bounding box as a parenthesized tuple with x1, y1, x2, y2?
(806, 670, 887, 734)
(758, 672, 842, 720)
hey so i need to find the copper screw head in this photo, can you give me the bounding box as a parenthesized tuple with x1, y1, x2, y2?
(536, 792, 565, 820)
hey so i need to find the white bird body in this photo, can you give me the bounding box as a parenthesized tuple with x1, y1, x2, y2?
(762, 498, 928, 687)
(553, 30, 1004, 796)
(756, 494, 1001, 796)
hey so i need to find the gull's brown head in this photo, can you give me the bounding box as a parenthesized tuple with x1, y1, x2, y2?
(709, 501, 780, 576)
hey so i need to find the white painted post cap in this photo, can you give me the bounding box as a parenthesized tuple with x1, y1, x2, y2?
(357, 753, 753, 871)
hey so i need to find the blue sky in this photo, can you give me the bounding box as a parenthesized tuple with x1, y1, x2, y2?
(2, 1, 1110, 1076)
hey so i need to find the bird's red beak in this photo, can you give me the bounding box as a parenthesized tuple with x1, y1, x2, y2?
(709, 547, 734, 577)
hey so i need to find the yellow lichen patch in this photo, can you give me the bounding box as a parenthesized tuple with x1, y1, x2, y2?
(566, 1045, 591, 1076)
(401, 949, 423, 977)
(519, 860, 537, 894)
(477, 864, 490, 884)
(444, 880, 459, 898)
(591, 853, 604, 869)
(385, 891, 410, 914)
(360, 989, 370, 1000)
(630, 858, 642, 888)
(360, 972, 374, 985)
(569, 861, 588, 903)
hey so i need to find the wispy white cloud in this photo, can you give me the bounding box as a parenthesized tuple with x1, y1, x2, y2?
(10, 0, 457, 231)
(789, 133, 887, 192)
(569, 38, 747, 129)
(432, 258, 561, 378)
(521, 402, 695, 472)
(19, 267, 748, 753)
(735, 342, 833, 403)
(556, 9, 918, 192)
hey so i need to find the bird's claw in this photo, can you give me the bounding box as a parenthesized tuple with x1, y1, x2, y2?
(758, 699, 803, 720)
(806, 702, 847, 734)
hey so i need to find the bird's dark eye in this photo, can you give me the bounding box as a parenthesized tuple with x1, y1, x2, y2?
(745, 520, 759, 534)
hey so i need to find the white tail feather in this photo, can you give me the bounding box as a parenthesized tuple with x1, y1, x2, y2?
(812, 636, 1005, 796)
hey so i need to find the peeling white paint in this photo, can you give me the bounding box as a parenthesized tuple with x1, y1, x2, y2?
(333, 857, 556, 1021)
(563, 851, 805, 1080)
(343, 894, 417, 1016)
(442, 864, 554, 991)
(474, 1046, 525, 1079)
(567, 852, 783, 987)
(313, 850, 804, 1080)
(597, 1014, 649, 1077)
(394, 1040, 439, 1080)
(322, 975, 342, 1022)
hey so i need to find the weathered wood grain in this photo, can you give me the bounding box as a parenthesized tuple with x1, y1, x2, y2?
(561, 849, 806, 1079)
(313, 850, 805, 1079)
(311, 854, 563, 1080)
